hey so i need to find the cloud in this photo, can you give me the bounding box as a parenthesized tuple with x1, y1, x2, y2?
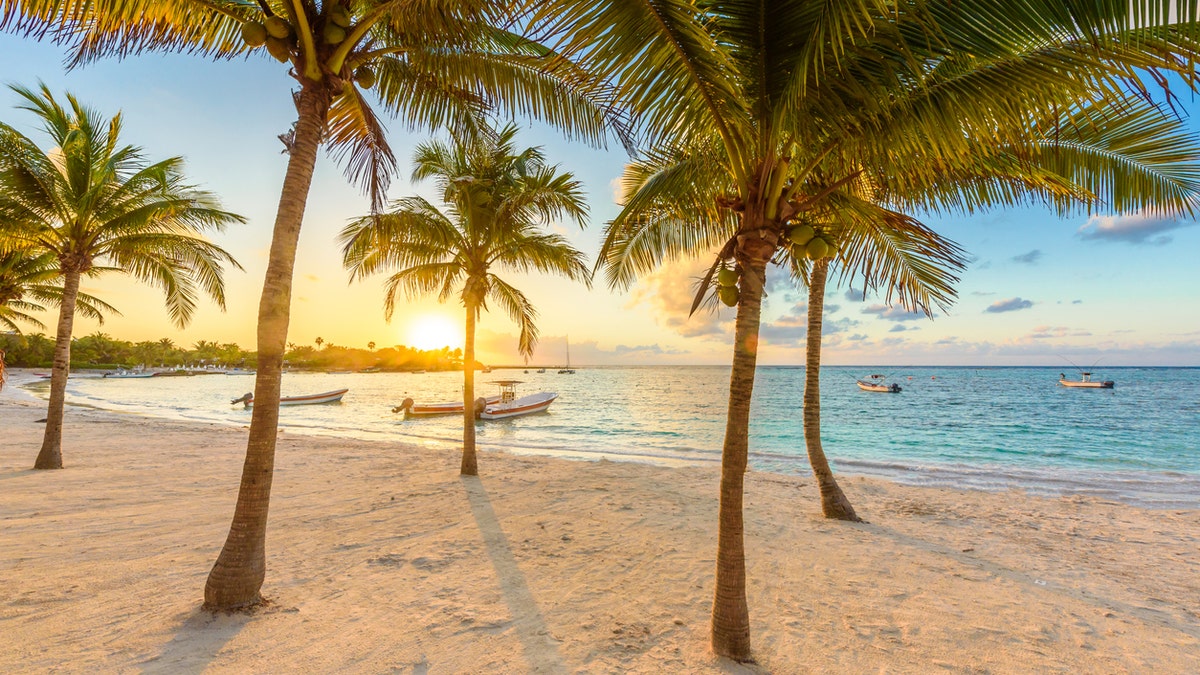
(1011, 250, 1042, 264)
(611, 343, 687, 356)
(1072, 299, 1083, 305)
(985, 297, 1033, 313)
(970, 290, 996, 297)
(1027, 325, 1093, 339)
(610, 175, 627, 206)
(844, 288, 867, 302)
(888, 324, 912, 332)
(626, 257, 730, 338)
(862, 304, 928, 321)
(1077, 213, 1192, 244)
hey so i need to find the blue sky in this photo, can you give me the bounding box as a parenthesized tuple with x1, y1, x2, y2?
(2, 32, 1198, 366)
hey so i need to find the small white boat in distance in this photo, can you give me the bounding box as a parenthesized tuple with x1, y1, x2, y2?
(393, 394, 501, 418)
(231, 388, 349, 408)
(856, 374, 902, 393)
(1058, 372, 1114, 389)
(104, 369, 156, 378)
(478, 380, 557, 420)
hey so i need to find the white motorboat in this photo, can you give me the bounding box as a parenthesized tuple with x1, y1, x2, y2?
(856, 374, 902, 393)
(231, 388, 349, 408)
(477, 380, 557, 420)
(1058, 372, 1114, 389)
(393, 394, 501, 418)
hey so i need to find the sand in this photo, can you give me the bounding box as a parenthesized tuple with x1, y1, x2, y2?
(1, 369, 1198, 673)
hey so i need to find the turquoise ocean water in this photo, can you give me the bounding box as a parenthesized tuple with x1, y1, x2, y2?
(20, 365, 1200, 509)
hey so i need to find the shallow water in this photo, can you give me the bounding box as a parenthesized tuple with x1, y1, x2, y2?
(23, 365, 1200, 508)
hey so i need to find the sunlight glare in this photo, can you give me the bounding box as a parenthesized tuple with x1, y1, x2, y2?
(407, 314, 461, 351)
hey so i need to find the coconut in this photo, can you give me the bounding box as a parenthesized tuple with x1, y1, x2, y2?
(265, 36, 291, 63)
(323, 24, 346, 44)
(354, 66, 376, 89)
(265, 16, 292, 39)
(787, 224, 815, 246)
(718, 285, 739, 307)
(240, 22, 268, 47)
(716, 267, 738, 287)
(329, 5, 352, 28)
(805, 237, 830, 260)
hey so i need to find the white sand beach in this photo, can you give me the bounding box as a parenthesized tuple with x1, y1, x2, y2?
(2, 370, 1198, 673)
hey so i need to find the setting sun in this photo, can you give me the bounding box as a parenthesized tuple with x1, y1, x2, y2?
(406, 314, 461, 351)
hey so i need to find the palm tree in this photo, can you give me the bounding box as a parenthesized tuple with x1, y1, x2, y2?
(793, 98, 1200, 522)
(534, 0, 1200, 660)
(341, 122, 590, 475)
(1, 0, 625, 610)
(0, 84, 242, 471)
(0, 248, 117, 333)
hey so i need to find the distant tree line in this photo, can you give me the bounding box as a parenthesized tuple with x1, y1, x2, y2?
(0, 332, 473, 372)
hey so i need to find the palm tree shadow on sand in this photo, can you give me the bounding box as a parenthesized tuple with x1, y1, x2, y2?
(462, 476, 565, 673)
(141, 607, 249, 674)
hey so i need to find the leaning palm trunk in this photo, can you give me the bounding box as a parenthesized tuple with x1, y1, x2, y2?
(33, 270, 80, 470)
(710, 223, 774, 661)
(461, 302, 478, 476)
(803, 259, 860, 521)
(204, 85, 333, 610)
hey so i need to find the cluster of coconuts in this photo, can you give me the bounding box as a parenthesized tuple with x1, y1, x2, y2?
(715, 266, 740, 307)
(786, 223, 837, 260)
(238, 6, 376, 88)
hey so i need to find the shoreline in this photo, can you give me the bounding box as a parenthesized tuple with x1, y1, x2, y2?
(8, 367, 1200, 511)
(3, 377, 1199, 672)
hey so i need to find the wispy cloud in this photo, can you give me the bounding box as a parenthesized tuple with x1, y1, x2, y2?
(985, 297, 1033, 313)
(862, 304, 929, 321)
(1028, 325, 1092, 339)
(1011, 250, 1042, 265)
(1077, 213, 1191, 245)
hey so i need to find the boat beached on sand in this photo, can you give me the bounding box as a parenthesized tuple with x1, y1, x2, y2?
(477, 380, 557, 420)
(1059, 372, 1114, 389)
(856, 374, 902, 393)
(231, 388, 349, 408)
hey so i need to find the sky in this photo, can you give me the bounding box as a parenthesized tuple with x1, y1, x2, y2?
(2, 32, 1199, 367)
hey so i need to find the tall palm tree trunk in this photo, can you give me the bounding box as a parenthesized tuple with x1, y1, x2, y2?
(803, 259, 860, 521)
(33, 270, 80, 470)
(710, 235, 772, 661)
(204, 84, 333, 610)
(461, 302, 478, 476)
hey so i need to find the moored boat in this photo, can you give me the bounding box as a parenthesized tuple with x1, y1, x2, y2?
(856, 374, 902, 393)
(393, 394, 501, 418)
(1058, 372, 1114, 389)
(477, 380, 557, 420)
(231, 388, 349, 408)
(104, 369, 156, 378)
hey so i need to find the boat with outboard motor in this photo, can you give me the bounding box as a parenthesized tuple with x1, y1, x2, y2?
(393, 394, 501, 418)
(856, 374, 902, 393)
(1058, 372, 1114, 389)
(477, 380, 557, 420)
(231, 388, 348, 408)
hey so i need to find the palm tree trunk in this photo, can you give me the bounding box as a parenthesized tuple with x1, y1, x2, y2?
(204, 84, 333, 610)
(461, 302, 478, 476)
(710, 236, 772, 662)
(803, 259, 860, 521)
(33, 270, 80, 470)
